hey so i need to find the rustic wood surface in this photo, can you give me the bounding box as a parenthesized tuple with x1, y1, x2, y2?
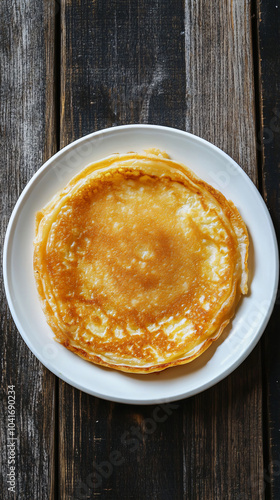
(0, 0, 279, 499)
(257, 1, 280, 498)
(0, 0, 57, 499)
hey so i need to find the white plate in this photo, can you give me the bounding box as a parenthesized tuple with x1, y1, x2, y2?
(3, 125, 279, 404)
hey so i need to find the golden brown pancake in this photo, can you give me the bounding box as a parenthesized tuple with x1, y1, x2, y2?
(34, 149, 249, 373)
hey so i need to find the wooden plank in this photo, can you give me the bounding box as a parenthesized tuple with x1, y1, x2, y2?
(60, 1, 186, 499)
(59, 1, 263, 499)
(0, 0, 57, 498)
(183, 2, 263, 497)
(256, 1, 280, 498)
(60, 0, 186, 147)
(185, 0, 257, 182)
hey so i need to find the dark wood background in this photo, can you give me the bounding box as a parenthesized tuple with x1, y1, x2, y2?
(1, 0, 279, 499)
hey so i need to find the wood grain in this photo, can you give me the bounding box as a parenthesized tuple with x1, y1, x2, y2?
(183, 2, 263, 497)
(60, 2, 187, 499)
(257, 1, 280, 498)
(60, 0, 186, 147)
(59, 1, 263, 499)
(185, 0, 258, 183)
(0, 0, 57, 498)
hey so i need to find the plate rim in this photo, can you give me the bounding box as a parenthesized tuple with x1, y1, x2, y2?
(3, 124, 279, 404)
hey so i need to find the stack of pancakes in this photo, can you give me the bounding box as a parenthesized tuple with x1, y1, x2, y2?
(34, 149, 248, 373)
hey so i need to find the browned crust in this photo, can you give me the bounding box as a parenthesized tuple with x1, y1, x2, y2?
(57, 323, 228, 374)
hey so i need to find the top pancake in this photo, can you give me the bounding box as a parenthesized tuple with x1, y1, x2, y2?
(34, 149, 249, 373)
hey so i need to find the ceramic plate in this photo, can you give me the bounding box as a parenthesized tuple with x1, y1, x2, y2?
(3, 125, 279, 404)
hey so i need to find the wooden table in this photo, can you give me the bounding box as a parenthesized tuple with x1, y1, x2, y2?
(1, 1, 279, 498)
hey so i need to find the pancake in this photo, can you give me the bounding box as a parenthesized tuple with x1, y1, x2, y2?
(34, 149, 249, 373)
